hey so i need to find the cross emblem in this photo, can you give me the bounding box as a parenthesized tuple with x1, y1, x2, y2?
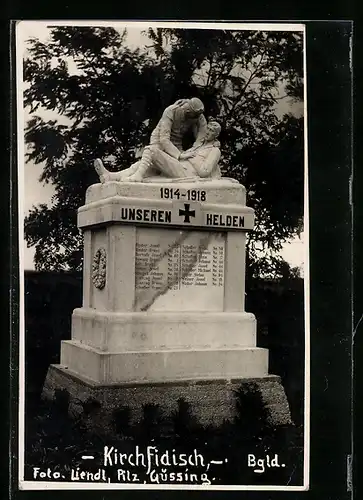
(179, 203, 196, 223)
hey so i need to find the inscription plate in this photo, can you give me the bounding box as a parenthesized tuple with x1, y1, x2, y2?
(78, 198, 254, 231)
(134, 228, 225, 311)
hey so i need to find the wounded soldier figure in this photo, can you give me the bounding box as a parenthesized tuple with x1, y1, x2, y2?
(95, 121, 222, 183)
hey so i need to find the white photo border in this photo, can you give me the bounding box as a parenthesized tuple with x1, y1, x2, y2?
(16, 19, 309, 491)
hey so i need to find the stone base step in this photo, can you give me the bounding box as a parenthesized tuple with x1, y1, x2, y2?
(42, 364, 292, 433)
(61, 340, 269, 384)
(71, 308, 257, 351)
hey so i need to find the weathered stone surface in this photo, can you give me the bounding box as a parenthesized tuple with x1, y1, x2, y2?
(78, 183, 254, 232)
(85, 179, 246, 205)
(71, 310, 257, 351)
(43, 364, 292, 435)
(60, 341, 268, 384)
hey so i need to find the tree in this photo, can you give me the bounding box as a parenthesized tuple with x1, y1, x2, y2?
(24, 26, 304, 278)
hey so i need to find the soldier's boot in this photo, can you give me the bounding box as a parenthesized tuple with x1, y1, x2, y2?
(127, 147, 154, 182)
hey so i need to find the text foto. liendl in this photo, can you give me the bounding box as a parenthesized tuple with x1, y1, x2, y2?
(32, 467, 213, 485)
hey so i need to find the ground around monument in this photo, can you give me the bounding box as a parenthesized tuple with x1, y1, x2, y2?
(24, 385, 304, 487)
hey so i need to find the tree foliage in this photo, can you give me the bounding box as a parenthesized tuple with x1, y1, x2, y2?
(24, 26, 304, 277)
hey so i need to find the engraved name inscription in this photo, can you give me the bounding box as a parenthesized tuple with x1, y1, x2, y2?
(134, 229, 225, 311)
(135, 241, 224, 292)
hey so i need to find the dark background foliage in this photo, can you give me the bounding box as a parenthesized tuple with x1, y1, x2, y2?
(23, 26, 304, 277)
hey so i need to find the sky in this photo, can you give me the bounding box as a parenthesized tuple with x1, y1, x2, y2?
(18, 21, 305, 272)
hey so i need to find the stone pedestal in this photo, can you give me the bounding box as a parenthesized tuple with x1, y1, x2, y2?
(43, 178, 292, 428)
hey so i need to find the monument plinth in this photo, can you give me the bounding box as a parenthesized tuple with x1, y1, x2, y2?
(61, 179, 265, 383)
(44, 179, 291, 428)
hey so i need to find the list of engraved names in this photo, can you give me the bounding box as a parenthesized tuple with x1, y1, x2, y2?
(134, 230, 226, 311)
(135, 238, 224, 291)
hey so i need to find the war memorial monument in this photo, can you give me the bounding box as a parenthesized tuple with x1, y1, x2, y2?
(43, 97, 292, 430)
